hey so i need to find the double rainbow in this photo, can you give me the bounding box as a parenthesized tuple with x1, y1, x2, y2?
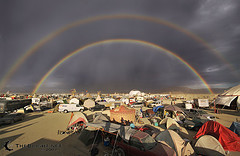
(32, 39, 214, 94)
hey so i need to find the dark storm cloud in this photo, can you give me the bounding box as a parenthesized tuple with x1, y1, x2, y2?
(1, 0, 240, 93)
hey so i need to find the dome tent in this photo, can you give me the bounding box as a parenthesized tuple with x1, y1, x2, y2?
(215, 84, 240, 110)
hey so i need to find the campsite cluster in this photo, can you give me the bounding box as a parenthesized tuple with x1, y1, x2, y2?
(0, 88, 240, 156)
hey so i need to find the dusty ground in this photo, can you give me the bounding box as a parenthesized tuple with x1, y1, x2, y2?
(0, 100, 239, 156)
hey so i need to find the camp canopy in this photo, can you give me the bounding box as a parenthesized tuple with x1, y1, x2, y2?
(195, 121, 240, 152)
(194, 135, 226, 156)
(155, 130, 195, 156)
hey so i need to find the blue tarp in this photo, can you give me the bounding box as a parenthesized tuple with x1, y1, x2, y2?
(229, 122, 240, 136)
(153, 106, 164, 113)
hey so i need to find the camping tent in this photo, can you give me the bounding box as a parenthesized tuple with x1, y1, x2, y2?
(229, 122, 240, 136)
(160, 117, 180, 130)
(69, 98, 79, 104)
(159, 117, 189, 140)
(83, 99, 95, 109)
(195, 121, 240, 152)
(155, 130, 195, 156)
(67, 112, 88, 129)
(215, 84, 240, 110)
(194, 135, 226, 156)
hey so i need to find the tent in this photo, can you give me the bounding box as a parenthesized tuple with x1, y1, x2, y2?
(155, 130, 195, 156)
(83, 99, 95, 109)
(69, 98, 79, 104)
(164, 105, 183, 112)
(194, 135, 226, 156)
(215, 84, 240, 110)
(160, 117, 180, 130)
(229, 122, 240, 136)
(195, 121, 240, 152)
(67, 112, 88, 129)
(159, 117, 190, 140)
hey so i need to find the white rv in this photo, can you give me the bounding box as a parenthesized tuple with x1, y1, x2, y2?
(58, 104, 84, 113)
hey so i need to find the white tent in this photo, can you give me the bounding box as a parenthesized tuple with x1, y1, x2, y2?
(215, 84, 240, 109)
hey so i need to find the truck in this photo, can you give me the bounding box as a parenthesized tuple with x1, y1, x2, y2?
(58, 104, 84, 113)
(0, 99, 31, 113)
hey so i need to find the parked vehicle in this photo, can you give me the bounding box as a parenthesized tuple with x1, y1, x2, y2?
(89, 104, 105, 112)
(0, 113, 25, 125)
(183, 108, 216, 121)
(130, 102, 144, 108)
(58, 104, 84, 113)
(148, 101, 162, 108)
(111, 130, 176, 156)
(0, 99, 31, 113)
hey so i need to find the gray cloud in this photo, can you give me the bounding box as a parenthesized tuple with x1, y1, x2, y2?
(1, 0, 239, 93)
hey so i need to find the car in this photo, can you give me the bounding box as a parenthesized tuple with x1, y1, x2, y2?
(183, 116, 209, 131)
(89, 104, 105, 112)
(183, 108, 216, 121)
(148, 101, 162, 108)
(111, 130, 176, 156)
(0, 113, 25, 125)
(130, 102, 144, 108)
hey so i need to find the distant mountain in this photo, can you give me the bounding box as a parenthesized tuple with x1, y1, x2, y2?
(148, 86, 228, 94)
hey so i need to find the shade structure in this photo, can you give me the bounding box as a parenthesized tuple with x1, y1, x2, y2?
(110, 105, 135, 123)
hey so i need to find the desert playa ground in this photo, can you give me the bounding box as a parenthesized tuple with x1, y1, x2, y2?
(0, 96, 239, 156)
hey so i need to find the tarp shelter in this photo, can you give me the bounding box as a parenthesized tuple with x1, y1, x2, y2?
(110, 105, 135, 123)
(92, 113, 109, 123)
(67, 112, 88, 129)
(229, 122, 240, 136)
(194, 135, 226, 156)
(86, 121, 123, 133)
(83, 99, 95, 109)
(215, 84, 240, 110)
(153, 105, 164, 113)
(164, 105, 183, 112)
(155, 130, 195, 156)
(195, 121, 240, 152)
(79, 128, 101, 146)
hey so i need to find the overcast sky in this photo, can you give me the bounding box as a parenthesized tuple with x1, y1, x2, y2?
(1, 0, 240, 93)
